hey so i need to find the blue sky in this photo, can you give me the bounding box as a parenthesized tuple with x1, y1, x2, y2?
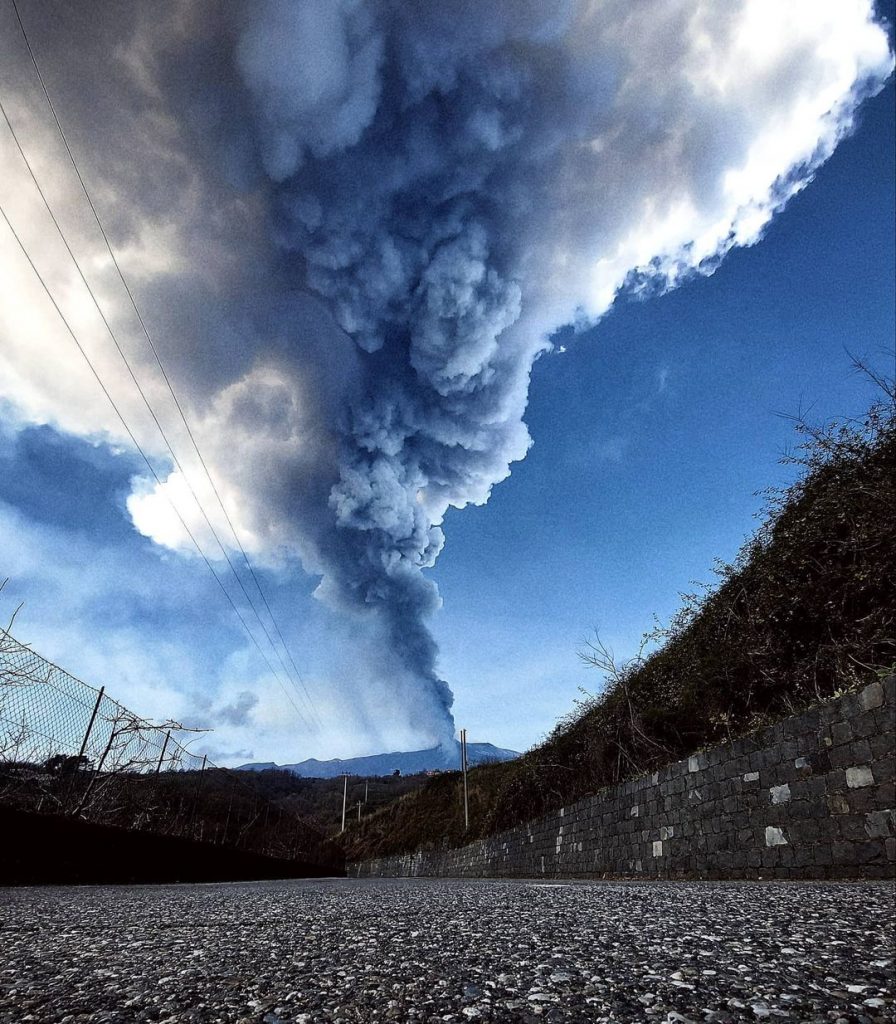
(0, 1, 893, 763)
(436, 75, 895, 747)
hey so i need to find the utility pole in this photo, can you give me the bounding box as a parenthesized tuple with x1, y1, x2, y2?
(340, 774, 348, 833)
(357, 799, 361, 822)
(460, 728, 469, 831)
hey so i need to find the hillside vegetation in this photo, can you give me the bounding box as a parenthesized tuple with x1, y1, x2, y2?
(239, 767, 431, 833)
(343, 385, 895, 862)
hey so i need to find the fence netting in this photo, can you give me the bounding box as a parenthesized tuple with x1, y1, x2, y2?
(0, 628, 335, 865)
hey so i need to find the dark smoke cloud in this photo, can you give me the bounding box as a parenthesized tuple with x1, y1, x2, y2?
(0, 0, 891, 747)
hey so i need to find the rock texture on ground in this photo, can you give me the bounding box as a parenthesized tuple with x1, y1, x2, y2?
(0, 878, 893, 1023)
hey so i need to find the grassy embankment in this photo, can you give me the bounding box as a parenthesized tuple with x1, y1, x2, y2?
(342, 387, 896, 863)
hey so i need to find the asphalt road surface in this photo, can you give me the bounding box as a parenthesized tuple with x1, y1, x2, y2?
(1, 878, 893, 1023)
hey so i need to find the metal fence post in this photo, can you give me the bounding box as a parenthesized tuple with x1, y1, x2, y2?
(155, 730, 171, 774)
(223, 778, 235, 845)
(77, 686, 105, 761)
(189, 755, 207, 838)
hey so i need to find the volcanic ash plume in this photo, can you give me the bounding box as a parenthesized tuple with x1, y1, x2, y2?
(1, 0, 891, 745)
(227, 0, 892, 742)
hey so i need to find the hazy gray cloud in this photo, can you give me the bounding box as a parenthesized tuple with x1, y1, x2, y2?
(212, 690, 259, 728)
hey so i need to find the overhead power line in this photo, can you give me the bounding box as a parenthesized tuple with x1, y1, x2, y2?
(5, 0, 321, 727)
(0, 199, 312, 729)
(0, 97, 318, 730)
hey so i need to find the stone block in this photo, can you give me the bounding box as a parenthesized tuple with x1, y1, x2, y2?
(849, 738, 873, 764)
(851, 710, 881, 739)
(791, 845, 815, 869)
(788, 778, 810, 801)
(795, 732, 819, 756)
(871, 782, 896, 809)
(803, 776, 826, 801)
(872, 756, 895, 785)
(809, 749, 832, 773)
(864, 810, 894, 839)
(846, 788, 877, 814)
(846, 765, 874, 789)
(801, 707, 821, 733)
(765, 826, 788, 847)
(813, 844, 833, 866)
(767, 722, 786, 747)
(807, 799, 832, 821)
(761, 846, 780, 868)
(765, 746, 784, 769)
(782, 719, 800, 740)
(830, 720, 853, 746)
(780, 739, 799, 761)
(829, 744, 857, 769)
(859, 680, 885, 711)
(789, 819, 822, 845)
(769, 784, 791, 805)
(855, 840, 886, 865)
(831, 840, 857, 866)
(775, 763, 799, 785)
(870, 732, 894, 759)
(838, 815, 870, 841)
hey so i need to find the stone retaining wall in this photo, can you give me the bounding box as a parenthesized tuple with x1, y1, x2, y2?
(353, 676, 895, 880)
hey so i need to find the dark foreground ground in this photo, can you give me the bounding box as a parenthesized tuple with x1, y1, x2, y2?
(0, 878, 893, 1023)
(0, 808, 341, 885)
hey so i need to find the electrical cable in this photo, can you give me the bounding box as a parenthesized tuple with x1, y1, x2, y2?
(0, 99, 318, 729)
(0, 199, 312, 729)
(6, 0, 321, 727)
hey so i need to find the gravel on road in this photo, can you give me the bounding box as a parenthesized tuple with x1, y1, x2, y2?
(0, 877, 893, 1024)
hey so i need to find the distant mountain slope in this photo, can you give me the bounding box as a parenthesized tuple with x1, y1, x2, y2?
(237, 742, 519, 779)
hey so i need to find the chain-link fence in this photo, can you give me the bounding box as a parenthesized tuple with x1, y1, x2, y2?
(0, 628, 338, 867)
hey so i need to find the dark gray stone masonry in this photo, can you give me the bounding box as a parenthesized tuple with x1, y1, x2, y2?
(353, 676, 895, 880)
